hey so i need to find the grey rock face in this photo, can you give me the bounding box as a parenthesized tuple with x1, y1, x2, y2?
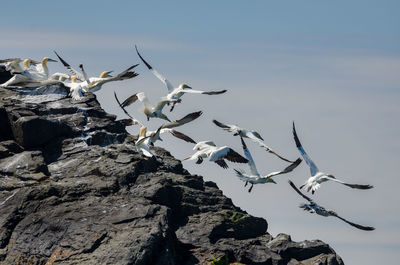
(0, 85, 344, 265)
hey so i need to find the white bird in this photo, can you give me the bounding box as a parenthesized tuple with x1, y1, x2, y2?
(135, 45, 227, 111)
(125, 92, 177, 122)
(84, 65, 138, 93)
(292, 122, 373, 194)
(54, 51, 137, 92)
(135, 126, 156, 157)
(0, 57, 57, 87)
(0, 58, 39, 74)
(288, 180, 375, 231)
(133, 111, 202, 157)
(234, 137, 302, 192)
(64, 76, 84, 101)
(184, 140, 248, 169)
(114, 91, 144, 127)
(213, 119, 294, 163)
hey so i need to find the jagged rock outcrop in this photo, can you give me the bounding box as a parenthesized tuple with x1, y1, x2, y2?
(0, 83, 344, 265)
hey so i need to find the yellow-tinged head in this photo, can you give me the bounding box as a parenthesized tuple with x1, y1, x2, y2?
(99, 71, 113, 78)
(251, 131, 264, 141)
(267, 178, 277, 184)
(41, 57, 57, 65)
(179, 83, 191, 89)
(23, 59, 31, 69)
(139, 126, 147, 137)
(71, 76, 77, 82)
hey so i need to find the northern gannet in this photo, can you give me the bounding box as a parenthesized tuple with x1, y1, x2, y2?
(114, 91, 144, 127)
(134, 125, 196, 158)
(54, 51, 137, 92)
(184, 140, 248, 169)
(288, 180, 375, 231)
(213, 119, 294, 163)
(84, 64, 138, 93)
(65, 76, 84, 101)
(292, 122, 373, 194)
(54, 51, 114, 83)
(0, 58, 39, 74)
(0, 57, 57, 87)
(135, 45, 227, 111)
(234, 137, 302, 192)
(122, 92, 177, 122)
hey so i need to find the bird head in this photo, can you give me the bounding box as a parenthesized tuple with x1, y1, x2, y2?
(251, 130, 264, 141)
(41, 57, 57, 65)
(99, 71, 113, 78)
(23, 59, 32, 69)
(327, 210, 336, 215)
(179, 83, 191, 89)
(267, 178, 277, 184)
(161, 114, 171, 122)
(71, 76, 77, 83)
(327, 174, 335, 179)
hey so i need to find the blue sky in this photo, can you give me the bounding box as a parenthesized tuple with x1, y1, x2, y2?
(1, 1, 400, 264)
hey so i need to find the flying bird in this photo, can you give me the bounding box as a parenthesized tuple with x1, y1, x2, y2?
(288, 180, 375, 231)
(135, 45, 227, 111)
(292, 122, 373, 194)
(114, 91, 143, 127)
(213, 119, 294, 163)
(234, 137, 302, 192)
(184, 140, 248, 169)
(134, 92, 178, 122)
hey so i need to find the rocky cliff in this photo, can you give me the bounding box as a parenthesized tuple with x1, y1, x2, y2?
(0, 79, 344, 264)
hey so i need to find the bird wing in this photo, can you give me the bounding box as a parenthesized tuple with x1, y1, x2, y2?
(211, 146, 249, 164)
(136, 92, 153, 109)
(331, 212, 375, 231)
(87, 64, 138, 88)
(179, 89, 227, 95)
(288, 180, 314, 203)
(212, 119, 234, 132)
(121, 93, 139, 108)
(214, 159, 229, 169)
(162, 111, 203, 129)
(328, 178, 374, 190)
(246, 133, 294, 163)
(265, 158, 302, 178)
(168, 130, 197, 144)
(114, 92, 143, 126)
(292, 122, 319, 175)
(193, 141, 216, 151)
(53, 51, 84, 81)
(135, 45, 174, 92)
(79, 64, 91, 84)
(240, 137, 259, 176)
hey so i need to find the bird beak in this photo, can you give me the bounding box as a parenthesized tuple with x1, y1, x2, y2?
(47, 58, 58, 62)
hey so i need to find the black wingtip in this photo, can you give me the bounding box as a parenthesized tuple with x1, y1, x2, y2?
(134, 45, 153, 70)
(240, 136, 247, 149)
(292, 121, 302, 148)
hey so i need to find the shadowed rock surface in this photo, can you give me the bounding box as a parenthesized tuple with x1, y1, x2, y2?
(0, 84, 344, 265)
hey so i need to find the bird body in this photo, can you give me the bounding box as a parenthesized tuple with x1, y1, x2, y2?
(213, 119, 294, 163)
(288, 180, 375, 231)
(136, 92, 175, 122)
(292, 122, 373, 194)
(135, 45, 226, 111)
(185, 141, 248, 169)
(235, 137, 301, 192)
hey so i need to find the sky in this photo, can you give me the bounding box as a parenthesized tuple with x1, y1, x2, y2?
(1, 1, 400, 264)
